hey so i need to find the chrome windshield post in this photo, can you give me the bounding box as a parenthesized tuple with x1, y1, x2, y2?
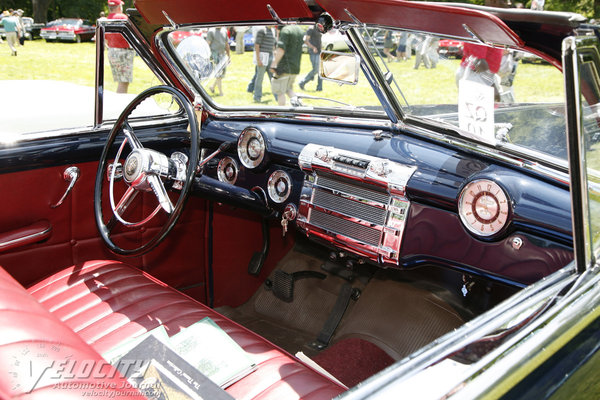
(94, 23, 105, 128)
(562, 35, 600, 272)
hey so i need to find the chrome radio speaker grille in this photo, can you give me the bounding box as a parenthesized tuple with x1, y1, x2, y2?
(312, 177, 388, 225)
(316, 174, 390, 204)
(297, 144, 416, 265)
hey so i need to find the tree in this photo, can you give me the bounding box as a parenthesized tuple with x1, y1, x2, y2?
(31, 0, 50, 22)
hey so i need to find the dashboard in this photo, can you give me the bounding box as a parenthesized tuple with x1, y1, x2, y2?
(198, 119, 574, 286)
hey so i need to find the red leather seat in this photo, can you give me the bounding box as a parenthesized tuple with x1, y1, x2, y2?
(0, 267, 145, 399)
(22, 260, 346, 400)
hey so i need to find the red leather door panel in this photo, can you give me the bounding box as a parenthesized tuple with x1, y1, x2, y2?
(0, 161, 208, 303)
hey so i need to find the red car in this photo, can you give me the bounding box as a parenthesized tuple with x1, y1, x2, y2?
(438, 38, 464, 58)
(40, 18, 95, 43)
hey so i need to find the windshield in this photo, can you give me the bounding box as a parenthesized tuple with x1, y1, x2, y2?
(168, 24, 566, 161)
(358, 26, 567, 161)
(168, 25, 384, 112)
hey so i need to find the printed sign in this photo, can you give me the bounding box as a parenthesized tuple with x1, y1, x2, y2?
(458, 79, 496, 145)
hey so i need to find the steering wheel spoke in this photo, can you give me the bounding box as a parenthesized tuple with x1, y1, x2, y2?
(116, 185, 137, 213)
(95, 86, 200, 256)
(122, 121, 144, 150)
(147, 175, 174, 214)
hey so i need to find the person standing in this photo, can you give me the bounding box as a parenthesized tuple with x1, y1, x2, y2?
(206, 27, 230, 96)
(252, 26, 276, 102)
(106, 0, 135, 93)
(269, 25, 304, 106)
(414, 35, 433, 69)
(0, 11, 22, 56)
(16, 9, 25, 46)
(397, 31, 407, 61)
(383, 30, 398, 63)
(234, 26, 248, 54)
(298, 26, 322, 91)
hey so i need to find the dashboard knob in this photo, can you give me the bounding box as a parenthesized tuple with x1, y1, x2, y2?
(370, 160, 388, 177)
(315, 148, 329, 162)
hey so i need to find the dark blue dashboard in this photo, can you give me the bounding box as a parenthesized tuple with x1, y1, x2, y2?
(199, 118, 574, 286)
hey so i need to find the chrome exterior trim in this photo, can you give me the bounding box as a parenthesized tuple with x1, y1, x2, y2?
(94, 24, 105, 128)
(563, 35, 594, 272)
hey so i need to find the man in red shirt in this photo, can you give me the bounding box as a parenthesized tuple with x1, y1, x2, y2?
(106, 0, 134, 93)
(456, 42, 503, 87)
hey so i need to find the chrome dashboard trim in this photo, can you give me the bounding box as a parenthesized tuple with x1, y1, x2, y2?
(297, 144, 414, 265)
(310, 183, 388, 211)
(304, 203, 388, 233)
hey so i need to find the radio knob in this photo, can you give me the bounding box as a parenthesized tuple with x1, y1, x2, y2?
(370, 160, 388, 177)
(315, 148, 329, 161)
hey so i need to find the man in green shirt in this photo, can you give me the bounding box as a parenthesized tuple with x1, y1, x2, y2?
(269, 25, 304, 106)
(1, 11, 22, 56)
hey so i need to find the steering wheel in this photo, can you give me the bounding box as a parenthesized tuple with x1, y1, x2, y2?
(94, 86, 200, 256)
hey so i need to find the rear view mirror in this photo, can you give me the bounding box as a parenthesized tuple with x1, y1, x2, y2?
(320, 51, 360, 85)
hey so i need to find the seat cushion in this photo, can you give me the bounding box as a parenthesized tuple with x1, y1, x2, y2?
(27, 260, 346, 400)
(0, 267, 145, 399)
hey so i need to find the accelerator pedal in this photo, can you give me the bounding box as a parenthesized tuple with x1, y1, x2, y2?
(267, 270, 326, 303)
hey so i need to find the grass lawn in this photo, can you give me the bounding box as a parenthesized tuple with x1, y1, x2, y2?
(0, 38, 564, 109)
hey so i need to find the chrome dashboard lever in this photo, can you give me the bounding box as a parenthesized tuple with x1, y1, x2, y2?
(51, 166, 80, 208)
(197, 141, 235, 171)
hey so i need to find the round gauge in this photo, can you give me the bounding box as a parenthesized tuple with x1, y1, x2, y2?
(237, 127, 266, 169)
(267, 170, 292, 203)
(458, 179, 510, 237)
(217, 156, 238, 184)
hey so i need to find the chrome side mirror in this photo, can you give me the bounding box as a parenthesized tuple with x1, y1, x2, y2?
(319, 51, 360, 85)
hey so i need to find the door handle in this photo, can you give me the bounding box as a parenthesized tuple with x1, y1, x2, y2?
(51, 166, 80, 208)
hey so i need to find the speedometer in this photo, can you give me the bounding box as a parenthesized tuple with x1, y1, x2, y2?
(458, 179, 510, 237)
(237, 127, 266, 169)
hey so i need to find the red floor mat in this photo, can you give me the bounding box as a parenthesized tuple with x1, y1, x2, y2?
(312, 337, 396, 388)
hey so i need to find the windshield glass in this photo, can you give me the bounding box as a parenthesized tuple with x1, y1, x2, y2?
(358, 26, 567, 160)
(168, 24, 567, 161)
(168, 25, 384, 112)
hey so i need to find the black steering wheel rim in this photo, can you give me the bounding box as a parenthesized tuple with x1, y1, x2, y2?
(94, 85, 200, 256)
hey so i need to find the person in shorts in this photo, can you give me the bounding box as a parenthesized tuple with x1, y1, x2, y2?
(106, 0, 134, 93)
(269, 25, 304, 106)
(206, 27, 230, 96)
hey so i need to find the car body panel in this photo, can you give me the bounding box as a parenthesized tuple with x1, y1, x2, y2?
(316, 0, 523, 46)
(135, 0, 312, 24)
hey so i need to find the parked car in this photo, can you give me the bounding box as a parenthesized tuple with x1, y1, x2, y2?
(40, 17, 95, 42)
(2, 0, 600, 399)
(438, 38, 464, 59)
